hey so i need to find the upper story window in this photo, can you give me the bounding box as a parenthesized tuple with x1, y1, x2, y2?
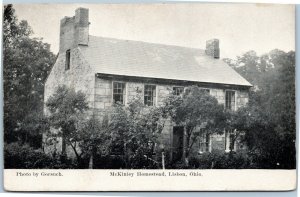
(184, 87, 210, 96)
(173, 87, 184, 96)
(144, 85, 156, 106)
(225, 90, 235, 110)
(113, 82, 126, 104)
(65, 49, 71, 70)
(201, 88, 210, 94)
(184, 87, 191, 95)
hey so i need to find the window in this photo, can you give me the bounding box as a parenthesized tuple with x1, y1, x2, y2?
(225, 90, 235, 110)
(183, 87, 210, 96)
(199, 132, 210, 153)
(225, 130, 236, 152)
(144, 85, 156, 106)
(201, 88, 210, 94)
(184, 87, 191, 95)
(65, 49, 71, 70)
(113, 82, 126, 104)
(173, 87, 184, 96)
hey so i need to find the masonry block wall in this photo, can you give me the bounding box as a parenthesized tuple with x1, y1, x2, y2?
(93, 77, 249, 157)
(44, 65, 249, 157)
(43, 47, 96, 156)
(59, 8, 89, 53)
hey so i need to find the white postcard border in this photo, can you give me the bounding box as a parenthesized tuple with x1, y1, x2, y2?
(3, 169, 296, 191)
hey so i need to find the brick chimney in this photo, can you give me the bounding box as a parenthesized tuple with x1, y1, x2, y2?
(59, 8, 89, 53)
(205, 39, 220, 59)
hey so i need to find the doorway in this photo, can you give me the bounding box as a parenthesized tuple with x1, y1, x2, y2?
(172, 126, 184, 161)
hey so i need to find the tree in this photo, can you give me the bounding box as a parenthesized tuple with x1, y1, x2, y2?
(246, 50, 295, 168)
(76, 116, 110, 168)
(222, 107, 250, 152)
(105, 91, 168, 169)
(224, 49, 295, 169)
(45, 86, 89, 167)
(45, 86, 167, 169)
(3, 4, 56, 145)
(163, 86, 226, 165)
(3, 5, 32, 48)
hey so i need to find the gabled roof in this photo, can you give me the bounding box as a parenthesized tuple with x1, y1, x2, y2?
(79, 36, 252, 87)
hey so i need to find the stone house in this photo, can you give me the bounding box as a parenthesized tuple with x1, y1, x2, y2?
(44, 8, 252, 160)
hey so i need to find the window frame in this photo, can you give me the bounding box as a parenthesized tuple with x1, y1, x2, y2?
(183, 87, 210, 96)
(199, 132, 210, 153)
(200, 88, 210, 94)
(184, 87, 191, 95)
(112, 81, 126, 105)
(225, 90, 236, 111)
(225, 130, 237, 152)
(65, 49, 71, 70)
(173, 86, 184, 96)
(144, 84, 157, 106)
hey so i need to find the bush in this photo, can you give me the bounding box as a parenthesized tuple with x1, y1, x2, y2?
(169, 160, 190, 169)
(4, 142, 77, 169)
(93, 153, 159, 169)
(93, 155, 126, 169)
(166, 150, 278, 169)
(189, 150, 254, 169)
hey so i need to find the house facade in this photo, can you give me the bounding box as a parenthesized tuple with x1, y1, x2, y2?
(44, 8, 252, 160)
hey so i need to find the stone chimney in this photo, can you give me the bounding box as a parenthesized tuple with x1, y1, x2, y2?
(59, 8, 89, 53)
(205, 39, 220, 59)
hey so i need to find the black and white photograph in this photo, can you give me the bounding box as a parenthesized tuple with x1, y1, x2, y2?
(2, 3, 296, 191)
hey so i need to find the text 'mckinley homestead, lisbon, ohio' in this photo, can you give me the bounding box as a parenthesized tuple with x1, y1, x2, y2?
(43, 7, 252, 160)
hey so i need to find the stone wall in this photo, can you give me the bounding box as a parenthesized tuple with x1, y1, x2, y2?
(44, 48, 95, 112)
(93, 77, 250, 114)
(44, 64, 249, 157)
(59, 8, 89, 53)
(93, 77, 249, 157)
(43, 47, 95, 156)
(210, 88, 249, 109)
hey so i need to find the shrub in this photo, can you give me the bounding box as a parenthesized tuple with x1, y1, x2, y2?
(93, 154, 159, 169)
(189, 150, 254, 169)
(4, 142, 77, 169)
(93, 155, 126, 169)
(171, 161, 190, 169)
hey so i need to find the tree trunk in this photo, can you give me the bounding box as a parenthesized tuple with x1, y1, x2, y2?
(69, 141, 83, 167)
(229, 132, 237, 152)
(124, 144, 129, 169)
(230, 138, 236, 152)
(161, 151, 165, 169)
(89, 154, 93, 169)
(60, 133, 67, 164)
(182, 127, 189, 167)
(62, 132, 66, 156)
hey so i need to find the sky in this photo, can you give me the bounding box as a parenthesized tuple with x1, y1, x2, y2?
(13, 3, 295, 59)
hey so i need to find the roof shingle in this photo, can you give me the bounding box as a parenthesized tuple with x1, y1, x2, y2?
(79, 36, 252, 87)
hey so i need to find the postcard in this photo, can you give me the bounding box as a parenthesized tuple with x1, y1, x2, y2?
(3, 3, 296, 191)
